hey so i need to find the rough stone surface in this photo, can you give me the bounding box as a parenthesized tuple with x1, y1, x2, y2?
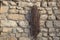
(0, 0, 60, 40)
(1, 20, 17, 27)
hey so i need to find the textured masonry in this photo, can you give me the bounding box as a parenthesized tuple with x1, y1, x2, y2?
(0, 0, 60, 40)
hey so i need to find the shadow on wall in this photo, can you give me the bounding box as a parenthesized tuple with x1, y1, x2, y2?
(25, 5, 40, 40)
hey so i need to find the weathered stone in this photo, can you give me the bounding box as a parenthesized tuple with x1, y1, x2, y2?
(35, 2, 40, 7)
(2, 1, 9, 6)
(38, 7, 46, 14)
(46, 21, 53, 28)
(1, 20, 17, 27)
(42, 32, 48, 36)
(56, 15, 60, 20)
(46, 7, 52, 11)
(56, 32, 60, 36)
(0, 37, 3, 40)
(40, 20, 45, 27)
(1, 32, 8, 36)
(8, 36, 17, 40)
(56, 29, 60, 33)
(25, 0, 31, 2)
(42, 1, 47, 7)
(53, 7, 58, 10)
(48, 15, 56, 20)
(19, 10, 26, 14)
(19, 20, 29, 28)
(17, 7, 23, 10)
(3, 28, 12, 32)
(9, 1, 16, 6)
(9, 6, 17, 9)
(47, 9, 53, 15)
(0, 6, 9, 13)
(8, 9, 18, 14)
(30, 0, 37, 2)
(37, 32, 42, 37)
(49, 37, 52, 40)
(0, 14, 6, 19)
(53, 37, 60, 40)
(21, 33, 28, 37)
(54, 20, 60, 27)
(15, 33, 21, 37)
(40, 15, 48, 20)
(27, 2, 33, 7)
(7, 14, 25, 20)
(40, 28, 48, 32)
(17, 27, 23, 32)
(49, 32, 56, 36)
(24, 28, 29, 33)
(48, 2, 56, 7)
(54, 9, 60, 15)
(19, 37, 30, 40)
(12, 28, 17, 33)
(42, 37, 48, 40)
(18, 1, 27, 7)
(49, 28, 55, 32)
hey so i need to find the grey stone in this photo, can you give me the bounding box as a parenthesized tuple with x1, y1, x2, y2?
(46, 21, 53, 28)
(53, 37, 60, 40)
(54, 9, 60, 15)
(49, 28, 55, 32)
(48, 2, 57, 7)
(49, 37, 52, 40)
(42, 37, 48, 40)
(48, 15, 56, 20)
(56, 32, 60, 36)
(42, 32, 48, 36)
(40, 15, 48, 20)
(56, 29, 60, 33)
(17, 27, 23, 32)
(49, 32, 56, 36)
(21, 33, 28, 37)
(19, 20, 29, 28)
(18, 1, 27, 7)
(15, 33, 21, 37)
(0, 37, 3, 40)
(56, 15, 60, 20)
(40, 28, 48, 32)
(19, 37, 30, 40)
(42, 1, 47, 7)
(35, 2, 40, 7)
(54, 20, 60, 28)
(19, 10, 26, 14)
(12, 28, 17, 33)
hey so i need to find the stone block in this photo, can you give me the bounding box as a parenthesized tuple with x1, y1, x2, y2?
(1, 20, 17, 27)
(19, 20, 29, 28)
(8, 9, 18, 14)
(7, 14, 25, 20)
(3, 28, 12, 32)
(46, 21, 53, 28)
(54, 20, 60, 28)
(0, 14, 6, 20)
(0, 6, 9, 13)
(19, 37, 30, 40)
(40, 15, 48, 20)
(17, 27, 23, 32)
(48, 15, 56, 20)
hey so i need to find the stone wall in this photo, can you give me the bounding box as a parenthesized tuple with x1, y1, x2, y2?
(0, 0, 60, 40)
